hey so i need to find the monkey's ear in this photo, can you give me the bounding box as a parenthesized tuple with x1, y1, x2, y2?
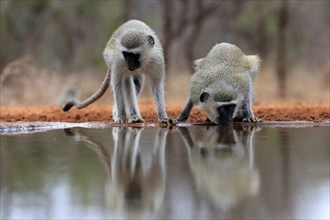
(147, 35, 155, 48)
(200, 92, 210, 103)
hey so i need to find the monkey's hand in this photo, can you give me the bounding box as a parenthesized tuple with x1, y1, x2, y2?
(63, 101, 76, 112)
(242, 117, 262, 123)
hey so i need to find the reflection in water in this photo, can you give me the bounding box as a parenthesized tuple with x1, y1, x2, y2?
(1, 126, 329, 219)
(65, 127, 167, 218)
(178, 126, 260, 211)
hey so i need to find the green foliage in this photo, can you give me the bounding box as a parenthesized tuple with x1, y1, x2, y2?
(237, 2, 277, 55)
(0, 0, 121, 71)
(0, 0, 328, 73)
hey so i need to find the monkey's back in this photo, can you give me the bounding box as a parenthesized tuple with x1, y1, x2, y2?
(190, 43, 253, 103)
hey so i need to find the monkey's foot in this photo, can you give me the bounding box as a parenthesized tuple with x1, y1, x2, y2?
(242, 117, 262, 123)
(128, 115, 145, 123)
(159, 118, 178, 125)
(114, 118, 127, 124)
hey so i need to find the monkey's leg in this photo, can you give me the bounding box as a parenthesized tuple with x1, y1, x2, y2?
(151, 79, 169, 123)
(151, 80, 177, 125)
(112, 103, 118, 120)
(241, 93, 262, 123)
(133, 75, 145, 96)
(113, 75, 143, 122)
(176, 99, 194, 123)
(112, 78, 127, 123)
(123, 76, 144, 123)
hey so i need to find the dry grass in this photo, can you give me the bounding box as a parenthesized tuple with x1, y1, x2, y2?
(254, 66, 330, 103)
(0, 63, 329, 106)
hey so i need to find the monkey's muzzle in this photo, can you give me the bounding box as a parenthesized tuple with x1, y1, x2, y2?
(128, 66, 139, 71)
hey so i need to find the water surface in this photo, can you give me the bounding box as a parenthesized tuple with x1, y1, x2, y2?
(1, 125, 329, 219)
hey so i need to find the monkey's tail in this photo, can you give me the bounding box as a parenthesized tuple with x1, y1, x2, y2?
(63, 69, 111, 112)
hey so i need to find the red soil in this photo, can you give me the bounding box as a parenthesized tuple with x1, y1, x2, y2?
(0, 101, 329, 123)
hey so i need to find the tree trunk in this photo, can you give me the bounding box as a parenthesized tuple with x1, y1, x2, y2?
(162, 0, 173, 67)
(276, 1, 289, 98)
(184, 1, 219, 73)
(257, 17, 268, 61)
(122, 0, 132, 21)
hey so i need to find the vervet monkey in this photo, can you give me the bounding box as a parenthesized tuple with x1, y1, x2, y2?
(63, 20, 175, 124)
(177, 43, 262, 125)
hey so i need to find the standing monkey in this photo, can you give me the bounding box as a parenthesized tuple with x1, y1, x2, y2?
(63, 20, 175, 124)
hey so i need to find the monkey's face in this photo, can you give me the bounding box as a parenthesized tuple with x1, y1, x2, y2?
(121, 34, 155, 72)
(200, 92, 237, 125)
(215, 104, 236, 125)
(123, 51, 141, 71)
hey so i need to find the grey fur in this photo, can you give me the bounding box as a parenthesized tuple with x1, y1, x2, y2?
(177, 43, 262, 124)
(63, 20, 173, 124)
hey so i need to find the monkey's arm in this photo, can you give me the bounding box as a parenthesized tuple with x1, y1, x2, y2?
(176, 99, 194, 123)
(63, 69, 111, 112)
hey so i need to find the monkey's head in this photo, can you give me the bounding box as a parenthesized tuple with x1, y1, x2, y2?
(120, 31, 155, 71)
(200, 92, 239, 125)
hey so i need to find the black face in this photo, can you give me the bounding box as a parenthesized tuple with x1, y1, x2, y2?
(216, 103, 236, 125)
(123, 51, 141, 71)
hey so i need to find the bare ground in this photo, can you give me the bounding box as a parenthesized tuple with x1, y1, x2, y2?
(0, 101, 329, 123)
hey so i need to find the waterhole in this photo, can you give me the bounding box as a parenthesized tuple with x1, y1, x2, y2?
(1, 125, 329, 219)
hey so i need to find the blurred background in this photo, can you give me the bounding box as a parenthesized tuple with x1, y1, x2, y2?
(0, 0, 329, 106)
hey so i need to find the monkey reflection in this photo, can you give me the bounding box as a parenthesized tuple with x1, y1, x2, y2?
(64, 127, 168, 217)
(107, 127, 167, 216)
(178, 125, 260, 210)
